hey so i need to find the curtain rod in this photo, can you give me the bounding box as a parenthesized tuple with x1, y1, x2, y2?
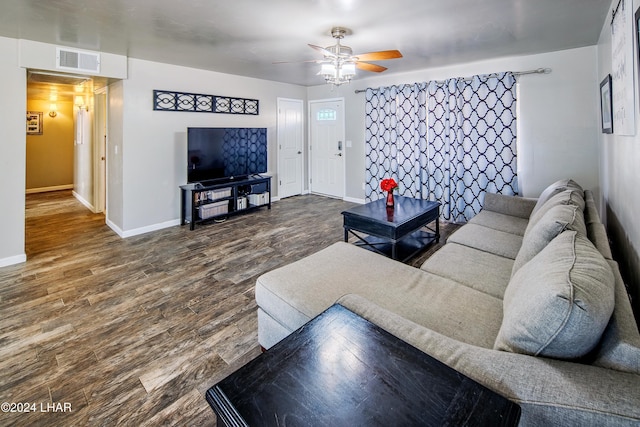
(354, 67, 552, 94)
(611, 0, 623, 24)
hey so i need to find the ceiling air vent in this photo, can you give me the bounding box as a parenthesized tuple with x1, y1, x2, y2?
(56, 47, 101, 73)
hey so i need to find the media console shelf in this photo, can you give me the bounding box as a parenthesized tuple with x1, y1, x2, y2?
(180, 175, 271, 230)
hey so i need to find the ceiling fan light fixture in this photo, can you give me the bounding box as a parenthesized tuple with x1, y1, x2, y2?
(318, 63, 337, 80)
(340, 62, 356, 79)
(285, 27, 401, 86)
(318, 60, 355, 85)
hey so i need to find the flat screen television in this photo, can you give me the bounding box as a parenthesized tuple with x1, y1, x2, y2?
(187, 127, 267, 184)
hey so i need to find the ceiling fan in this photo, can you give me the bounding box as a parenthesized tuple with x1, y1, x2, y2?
(279, 27, 403, 86)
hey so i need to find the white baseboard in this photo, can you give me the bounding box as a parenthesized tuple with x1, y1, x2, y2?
(344, 196, 365, 204)
(106, 195, 279, 239)
(72, 191, 96, 213)
(26, 184, 73, 194)
(105, 219, 124, 237)
(106, 218, 181, 238)
(0, 253, 27, 268)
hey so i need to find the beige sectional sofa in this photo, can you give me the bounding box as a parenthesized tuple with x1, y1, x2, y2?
(255, 180, 640, 426)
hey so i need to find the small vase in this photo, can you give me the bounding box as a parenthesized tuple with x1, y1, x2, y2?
(386, 191, 394, 207)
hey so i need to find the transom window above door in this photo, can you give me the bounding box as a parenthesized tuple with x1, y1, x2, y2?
(317, 109, 337, 121)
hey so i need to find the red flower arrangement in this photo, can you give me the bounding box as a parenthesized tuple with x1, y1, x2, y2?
(381, 178, 398, 208)
(380, 178, 398, 192)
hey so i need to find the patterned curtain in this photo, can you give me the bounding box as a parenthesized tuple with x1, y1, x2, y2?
(365, 72, 518, 223)
(364, 83, 427, 201)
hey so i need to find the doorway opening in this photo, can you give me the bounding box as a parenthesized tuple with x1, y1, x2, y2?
(25, 70, 109, 254)
(26, 70, 108, 210)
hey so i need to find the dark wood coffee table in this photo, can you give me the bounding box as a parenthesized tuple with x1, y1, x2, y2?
(206, 304, 521, 427)
(342, 196, 440, 261)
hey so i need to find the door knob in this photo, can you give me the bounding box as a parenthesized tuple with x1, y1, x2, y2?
(297, 151, 302, 154)
(335, 153, 342, 157)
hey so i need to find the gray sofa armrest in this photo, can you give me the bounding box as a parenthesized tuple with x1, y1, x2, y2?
(483, 193, 536, 219)
(338, 294, 640, 426)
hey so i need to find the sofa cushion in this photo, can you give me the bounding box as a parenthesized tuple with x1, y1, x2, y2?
(531, 179, 583, 216)
(481, 192, 537, 219)
(525, 189, 585, 235)
(421, 242, 513, 299)
(446, 223, 523, 259)
(511, 203, 587, 275)
(468, 210, 529, 236)
(256, 242, 503, 349)
(495, 231, 615, 359)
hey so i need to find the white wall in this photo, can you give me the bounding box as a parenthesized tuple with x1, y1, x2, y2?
(0, 37, 26, 267)
(597, 0, 640, 250)
(18, 39, 127, 79)
(107, 81, 124, 231)
(112, 58, 307, 235)
(597, 0, 640, 317)
(73, 109, 93, 208)
(307, 46, 600, 201)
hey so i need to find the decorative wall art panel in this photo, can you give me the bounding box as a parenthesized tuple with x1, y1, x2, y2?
(153, 90, 259, 115)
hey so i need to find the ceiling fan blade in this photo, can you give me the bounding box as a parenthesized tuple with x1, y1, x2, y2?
(354, 50, 403, 62)
(356, 62, 387, 73)
(308, 44, 336, 58)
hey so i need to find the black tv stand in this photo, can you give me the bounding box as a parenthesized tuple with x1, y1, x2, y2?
(197, 175, 249, 187)
(180, 175, 271, 230)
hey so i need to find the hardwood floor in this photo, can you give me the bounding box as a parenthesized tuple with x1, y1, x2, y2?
(0, 191, 456, 426)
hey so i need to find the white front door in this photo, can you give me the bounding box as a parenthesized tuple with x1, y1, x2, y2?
(309, 99, 345, 198)
(277, 98, 304, 199)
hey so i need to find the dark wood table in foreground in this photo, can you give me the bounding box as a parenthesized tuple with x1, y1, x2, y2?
(342, 196, 440, 261)
(206, 304, 521, 426)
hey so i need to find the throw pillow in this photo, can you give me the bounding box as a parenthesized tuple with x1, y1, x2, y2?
(511, 203, 587, 276)
(495, 231, 615, 359)
(525, 189, 585, 235)
(531, 179, 583, 216)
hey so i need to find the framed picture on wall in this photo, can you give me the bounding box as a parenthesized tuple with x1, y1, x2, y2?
(26, 111, 43, 135)
(600, 75, 613, 134)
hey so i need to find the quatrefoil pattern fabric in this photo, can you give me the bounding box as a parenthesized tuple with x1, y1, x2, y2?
(222, 128, 267, 177)
(365, 72, 518, 222)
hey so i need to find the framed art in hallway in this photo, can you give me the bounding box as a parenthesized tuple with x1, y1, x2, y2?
(600, 75, 613, 134)
(26, 111, 42, 135)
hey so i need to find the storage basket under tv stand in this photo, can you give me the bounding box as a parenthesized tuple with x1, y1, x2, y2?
(180, 175, 271, 230)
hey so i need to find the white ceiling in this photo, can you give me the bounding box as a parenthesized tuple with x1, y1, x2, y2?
(2, 0, 610, 88)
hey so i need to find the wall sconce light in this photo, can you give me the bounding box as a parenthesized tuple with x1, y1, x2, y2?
(49, 103, 58, 118)
(74, 96, 88, 112)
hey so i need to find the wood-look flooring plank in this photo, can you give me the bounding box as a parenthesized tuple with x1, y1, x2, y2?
(0, 190, 458, 425)
(141, 388, 216, 427)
